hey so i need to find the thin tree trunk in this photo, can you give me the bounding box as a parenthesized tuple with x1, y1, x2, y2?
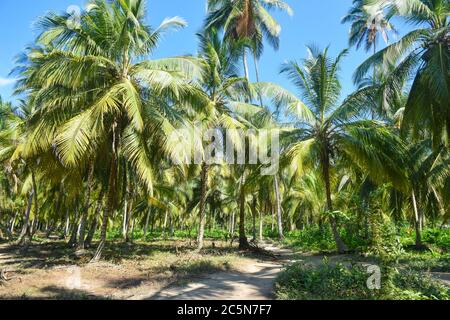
(77, 163, 95, 251)
(131, 217, 135, 243)
(259, 206, 263, 242)
(197, 163, 209, 251)
(17, 191, 34, 245)
(251, 196, 257, 242)
(85, 219, 97, 248)
(169, 208, 174, 237)
(92, 124, 119, 262)
(143, 206, 152, 239)
(274, 175, 284, 241)
(411, 190, 423, 248)
(10, 211, 18, 234)
(243, 48, 250, 81)
(68, 205, 79, 247)
(163, 210, 168, 236)
(64, 210, 70, 238)
(125, 199, 134, 243)
(322, 151, 348, 254)
(239, 172, 249, 249)
(86, 191, 104, 248)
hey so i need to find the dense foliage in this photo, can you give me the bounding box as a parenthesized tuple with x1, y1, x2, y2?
(0, 0, 449, 284)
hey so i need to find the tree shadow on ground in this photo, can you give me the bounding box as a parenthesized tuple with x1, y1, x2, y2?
(0, 286, 111, 300)
(145, 264, 282, 300)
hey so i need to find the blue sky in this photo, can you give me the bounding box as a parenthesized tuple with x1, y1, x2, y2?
(0, 0, 410, 104)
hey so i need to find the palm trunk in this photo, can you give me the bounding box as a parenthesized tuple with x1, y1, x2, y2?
(130, 217, 136, 243)
(10, 211, 18, 234)
(29, 170, 39, 239)
(411, 190, 423, 248)
(274, 175, 284, 241)
(92, 124, 119, 262)
(169, 208, 174, 237)
(322, 151, 348, 254)
(125, 199, 134, 243)
(143, 206, 152, 239)
(77, 163, 95, 251)
(251, 196, 257, 242)
(253, 52, 264, 105)
(85, 219, 97, 249)
(239, 172, 249, 249)
(68, 204, 79, 247)
(86, 191, 104, 248)
(17, 191, 33, 245)
(197, 163, 209, 250)
(163, 210, 168, 236)
(243, 48, 250, 81)
(259, 206, 263, 242)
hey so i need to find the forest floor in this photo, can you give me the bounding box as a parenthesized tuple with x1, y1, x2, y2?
(0, 239, 448, 300)
(0, 238, 348, 300)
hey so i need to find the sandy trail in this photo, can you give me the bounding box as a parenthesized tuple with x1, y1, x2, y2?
(136, 242, 302, 300)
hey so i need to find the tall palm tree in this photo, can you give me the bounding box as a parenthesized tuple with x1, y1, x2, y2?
(254, 46, 408, 253)
(187, 29, 259, 250)
(342, 0, 397, 55)
(14, 0, 205, 260)
(354, 0, 449, 148)
(205, 0, 293, 80)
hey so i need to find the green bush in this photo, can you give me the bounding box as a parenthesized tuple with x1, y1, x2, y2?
(276, 261, 450, 300)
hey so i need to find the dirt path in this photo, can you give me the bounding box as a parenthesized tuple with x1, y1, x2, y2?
(135, 242, 301, 300)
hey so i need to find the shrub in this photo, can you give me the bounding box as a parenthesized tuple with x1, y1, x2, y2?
(276, 261, 450, 300)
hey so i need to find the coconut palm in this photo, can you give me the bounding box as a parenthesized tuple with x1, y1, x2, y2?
(205, 0, 293, 80)
(13, 0, 206, 260)
(342, 0, 397, 54)
(403, 140, 450, 247)
(254, 46, 408, 253)
(354, 0, 450, 148)
(184, 29, 260, 250)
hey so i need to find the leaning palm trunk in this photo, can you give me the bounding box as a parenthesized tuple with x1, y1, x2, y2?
(17, 191, 34, 245)
(197, 163, 209, 251)
(77, 163, 95, 251)
(10, 211, 18, 234)
(322, 152, 348, 254)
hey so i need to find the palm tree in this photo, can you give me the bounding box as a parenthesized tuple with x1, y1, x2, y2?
(404, 140, 450, 248)
(342, 0, 397, 55)
(187, 29, 258, 250)
(205, 0, 293, 80)
(254, 46, 408, 253)
(14, 0, 206, 260)
(354, 0, 449, 148)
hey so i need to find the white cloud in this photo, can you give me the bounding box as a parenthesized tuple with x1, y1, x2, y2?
(0, 78, 16, 86)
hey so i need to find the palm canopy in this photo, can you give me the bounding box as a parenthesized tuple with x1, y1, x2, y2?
(354, 0, 449, 148)
(13, 0, 207, 195)
(342, 0, 397, 52)
(253, 46, 408, 252)
(205, 0, 293, 54)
